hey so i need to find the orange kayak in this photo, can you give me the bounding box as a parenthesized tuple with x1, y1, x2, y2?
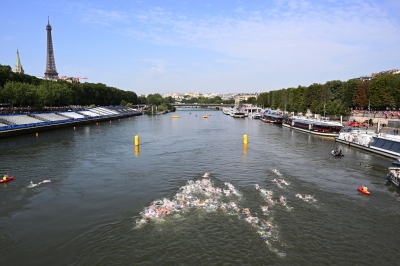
(358, 186, 370, 195)
(0, 176, 14, 183)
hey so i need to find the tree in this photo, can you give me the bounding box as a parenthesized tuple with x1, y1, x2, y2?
(354, 82, 369, 109)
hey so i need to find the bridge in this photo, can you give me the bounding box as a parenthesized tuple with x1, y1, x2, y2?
(172, 103, 234, 108)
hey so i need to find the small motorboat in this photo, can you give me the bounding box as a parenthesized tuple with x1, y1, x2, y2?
(0, 176, 14, 183)
(331, 149, 344, 156)
(358, 186, 370, 195)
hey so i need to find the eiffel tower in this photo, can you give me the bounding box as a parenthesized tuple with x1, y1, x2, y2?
(44, 17, 59, 79)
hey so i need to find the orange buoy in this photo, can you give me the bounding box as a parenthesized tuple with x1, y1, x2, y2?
(35, 133, 39, 137)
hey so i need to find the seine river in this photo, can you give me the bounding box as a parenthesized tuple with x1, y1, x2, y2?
(1, 109, 399, 266)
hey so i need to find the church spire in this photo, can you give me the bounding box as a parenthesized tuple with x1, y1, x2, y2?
(13, 48, 24, 74)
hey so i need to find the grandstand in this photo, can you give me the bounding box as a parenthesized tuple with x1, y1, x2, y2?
(32, 113, 71, 122)
(0, 106, 143, 136)
(77, 110, 102, 118)
(90, 107, 119, 116)
(107, 106, 140, 114)
(58, 112, 85, 119)
(0, 115, 44, 125)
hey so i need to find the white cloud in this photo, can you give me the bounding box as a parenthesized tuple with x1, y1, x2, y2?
(62, 0, 400, 92)
(119, 0, 400, 70)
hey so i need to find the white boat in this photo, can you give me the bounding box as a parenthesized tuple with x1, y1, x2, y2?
(387, 167, 400, 187)
(222, 108, 232, 115)
(336, 129, 400, 159)
(251, 113, 261, 119)
(232, 112, 246, 118)
(283, 116, 343, 137)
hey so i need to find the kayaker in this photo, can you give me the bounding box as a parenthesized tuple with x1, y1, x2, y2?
(362, 185, 368, 192)
(2, 175, 6, 181)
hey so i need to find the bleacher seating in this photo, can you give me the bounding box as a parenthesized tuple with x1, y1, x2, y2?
(58, 112, 85, 119)
(0, 107, 142, 132)
(78, 111, 101, 118)
(33, 113, 70, 122)
(90, 107, 119, 115)
(1, 115, 44, 125)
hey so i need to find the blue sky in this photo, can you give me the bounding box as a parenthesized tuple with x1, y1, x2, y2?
(1, 0, 399, 95)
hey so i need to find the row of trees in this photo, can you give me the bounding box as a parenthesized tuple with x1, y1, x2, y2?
(0, 64, 138, 109)
(254, 74, 400, 116)
(2, 63, 399, 116)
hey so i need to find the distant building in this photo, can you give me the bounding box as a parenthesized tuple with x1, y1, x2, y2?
(358, 69, 399, 81)
(13, 49, 24, 74)
(184, 92, 202, 97)
(234, 93, 258, 106)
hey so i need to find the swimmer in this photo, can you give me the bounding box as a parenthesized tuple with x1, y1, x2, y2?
(280, 179, 289, 185)
(261, 206, 269, 213)
(273, 169, 282, 176)
(246, 216, 258, 224)
(304, 195, 316, 201)
(224, 189, 231, 196)
(266, 198, 275, 205)
(202, 172, 210, 177)
(295, 194, 304, 200)
(263, 220, 271, 227)
(27, 181, 38, 188)
(243, 208, 250, 215)
(220, 204, 227, 211)
(255, 184, 260, 190)
(279, 196, 287, 206)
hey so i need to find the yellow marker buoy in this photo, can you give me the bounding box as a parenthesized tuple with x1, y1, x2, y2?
(135, 145, 140, 157)
(243, 144, 248, 155)
(134, 135, 140, 146)
(243, 134, 248, 144)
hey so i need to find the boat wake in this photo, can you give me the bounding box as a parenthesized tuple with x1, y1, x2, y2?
(27, 180, 51, 188)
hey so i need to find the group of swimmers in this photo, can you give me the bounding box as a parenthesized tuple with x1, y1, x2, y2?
(137, 176, 245, 224)
(256, 183, 288, 207)
(136, 173, 283, 252)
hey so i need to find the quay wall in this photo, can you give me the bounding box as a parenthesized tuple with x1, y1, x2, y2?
(347, 116, 400, 128)
(0, 113, 142, 139)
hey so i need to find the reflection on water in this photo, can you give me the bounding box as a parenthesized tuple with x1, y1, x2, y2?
(1, 110, 400, 265)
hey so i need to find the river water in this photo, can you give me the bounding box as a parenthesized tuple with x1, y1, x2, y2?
(1, 109, 399, 266)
